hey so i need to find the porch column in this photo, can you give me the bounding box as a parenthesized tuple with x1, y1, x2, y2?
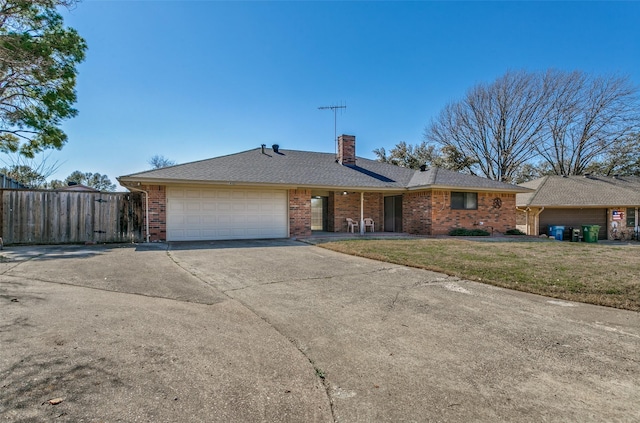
(360, 192, 365, 235)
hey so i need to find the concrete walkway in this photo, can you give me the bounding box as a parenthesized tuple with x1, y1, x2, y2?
(2, 240, 640, 422)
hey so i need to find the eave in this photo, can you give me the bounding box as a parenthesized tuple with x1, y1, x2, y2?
(117, 177, 407, 193)
(407, 184, 533, 193)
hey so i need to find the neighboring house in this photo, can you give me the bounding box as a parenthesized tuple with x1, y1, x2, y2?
(117, 135, 529, 242)
(0, 173, 29, 189)
(516, 175, 640, 240)
(54, 182, 100, 192)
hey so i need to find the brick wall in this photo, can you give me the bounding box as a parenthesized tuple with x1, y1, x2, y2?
(330, 191, 361, 232)
(289, 189, 311, 238)
(403, 191, 432, 235)
(133, 184, 518, 241)
(141, 185, 166, 241)
(363, 193, 383, 232)
(328, 191, 383, 232)
(430, 191, 517, 235)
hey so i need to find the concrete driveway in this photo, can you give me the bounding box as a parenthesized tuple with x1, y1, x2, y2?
(1, 240, 639, 422)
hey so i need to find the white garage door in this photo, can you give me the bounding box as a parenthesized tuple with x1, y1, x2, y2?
(167, 187, 288, 241)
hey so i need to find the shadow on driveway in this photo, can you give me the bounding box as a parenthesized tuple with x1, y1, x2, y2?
(167, 238, 306, 251)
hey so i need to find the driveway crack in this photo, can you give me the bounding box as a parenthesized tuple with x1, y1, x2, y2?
(220, 266, 401, 293)
(166, 251, 337, 422)
(0, 273, 221, 305)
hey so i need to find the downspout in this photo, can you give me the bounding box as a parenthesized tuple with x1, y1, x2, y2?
(124, 184, 150, 243)
(360, 192, 365, 235)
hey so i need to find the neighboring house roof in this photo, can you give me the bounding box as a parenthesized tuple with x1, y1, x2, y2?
(55, 183, 99, 192)
(517, 175, 640, 207)
(118, 147, 529, 193)
(0, 173, 29, 189)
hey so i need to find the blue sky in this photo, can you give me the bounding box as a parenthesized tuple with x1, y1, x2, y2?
(36, 0, 640, 188)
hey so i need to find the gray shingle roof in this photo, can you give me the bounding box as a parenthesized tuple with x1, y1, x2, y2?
(408, 167, 525, 191)
(517, 175, 640, 207)
(119, 147, 528, 192)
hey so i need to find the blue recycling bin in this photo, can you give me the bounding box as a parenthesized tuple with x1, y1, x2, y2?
(548, 225, 565, 241)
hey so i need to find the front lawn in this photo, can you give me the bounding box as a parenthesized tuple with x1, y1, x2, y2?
(319, 238, 640, 311)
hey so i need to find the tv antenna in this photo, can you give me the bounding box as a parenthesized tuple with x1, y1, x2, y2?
(318, 102, 347, 156)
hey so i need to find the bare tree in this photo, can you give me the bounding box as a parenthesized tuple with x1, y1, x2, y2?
(148, 154, 176, 169)
(0, 152, 62, 188)
(425, 70, 550, 182)
(425, 69, 640, 182)
(537, 71, 639, 175)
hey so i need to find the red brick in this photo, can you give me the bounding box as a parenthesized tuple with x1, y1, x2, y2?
(289, 189, 311, 237)
(140, 185, 166, 242)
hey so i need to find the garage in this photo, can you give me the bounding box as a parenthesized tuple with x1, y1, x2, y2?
(539, 208, 607, 239)
(166, 187, 288, 241)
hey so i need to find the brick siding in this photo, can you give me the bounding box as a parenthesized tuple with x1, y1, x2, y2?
(401, 190, 517, 235)
(135, 184, 518, 241)
(328, 191, 383, 232)
(403, 191, 432, 235)
(431, 191, 516, 235)
(289, 189, 311, 238)
(363, 193, 384, 232)
(330, 191, 361, 232)
(141, 185, 166, 242)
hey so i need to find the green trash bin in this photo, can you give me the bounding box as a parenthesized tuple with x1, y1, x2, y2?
(582, 225, 600, 243)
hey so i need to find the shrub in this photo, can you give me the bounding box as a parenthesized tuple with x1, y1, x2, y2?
(505, 228, 526, 235)
(448, 228, 490, 236)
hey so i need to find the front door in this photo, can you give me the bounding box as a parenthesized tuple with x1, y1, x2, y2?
(384, 195, 403, 232)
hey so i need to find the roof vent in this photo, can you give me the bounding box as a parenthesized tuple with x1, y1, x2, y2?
(583, 173, 591, 178)
(613, 174, 620, 179)
(261, 144, 266, 154)
(68, 181, 78, 186)
(419, 164, 427, 172)
(272, 144, 279, 153)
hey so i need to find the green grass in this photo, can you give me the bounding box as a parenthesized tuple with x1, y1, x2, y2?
(319, 239, 640, 311)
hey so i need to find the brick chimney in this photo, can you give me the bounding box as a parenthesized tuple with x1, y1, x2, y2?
(337, 134, 356, 165)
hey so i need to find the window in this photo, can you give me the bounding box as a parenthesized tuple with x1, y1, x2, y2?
(627, 208, 636, 228)
(451, 192, 477, 210)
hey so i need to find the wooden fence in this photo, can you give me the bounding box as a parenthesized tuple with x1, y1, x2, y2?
(1, 190, 144, 245)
